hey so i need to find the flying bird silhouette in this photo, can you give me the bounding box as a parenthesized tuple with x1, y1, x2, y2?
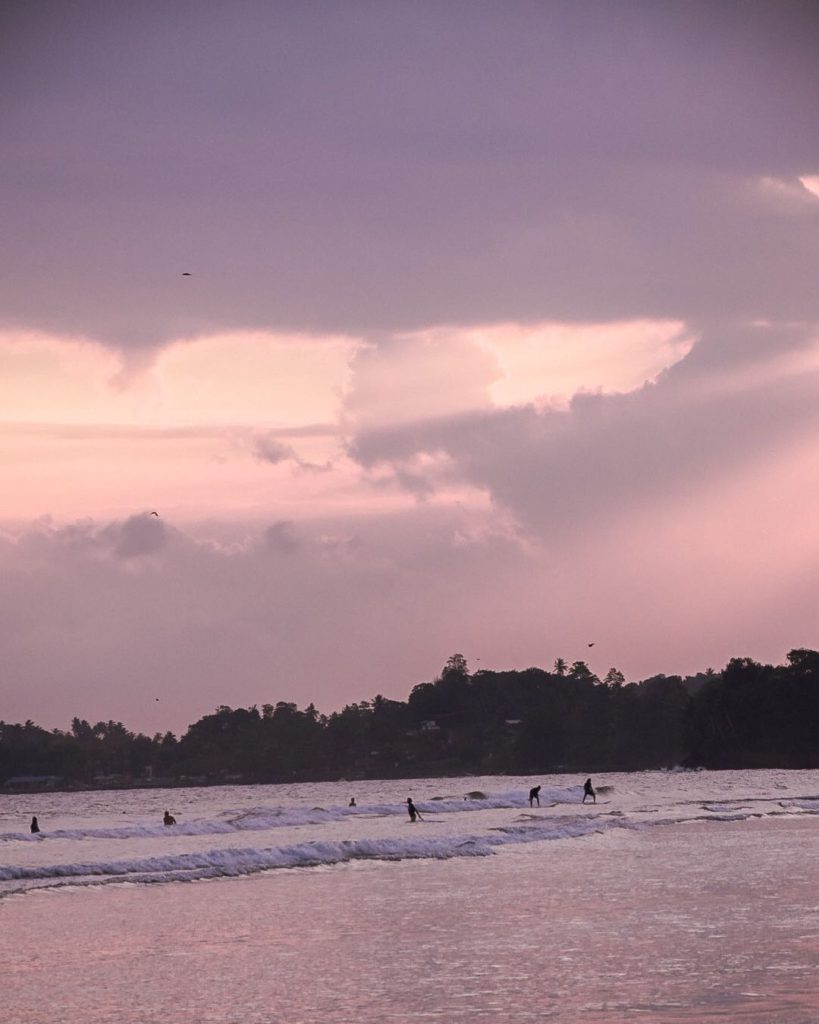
(150, 511, 159, 516)
(182, 272, 191, 276)
(588, 642, 595, 647)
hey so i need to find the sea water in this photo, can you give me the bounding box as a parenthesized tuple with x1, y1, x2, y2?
(1, 770, 817, 1023)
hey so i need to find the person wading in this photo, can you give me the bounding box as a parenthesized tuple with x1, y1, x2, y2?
(406, 798, 423, 823)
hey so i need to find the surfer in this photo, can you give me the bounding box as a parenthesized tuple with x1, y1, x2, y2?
(30, 816, 40, 834)
(582, 778, 596, 804)
(349, 797, 357, 807)
(407, 798, 423, 823)
(163, 810, 177, 826)
(528, 785, 541, 807)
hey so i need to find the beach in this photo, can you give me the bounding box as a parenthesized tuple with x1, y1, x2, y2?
(2, 771, 818, 1023)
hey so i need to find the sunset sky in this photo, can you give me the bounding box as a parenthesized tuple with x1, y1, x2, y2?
(2, 1, 818, 735)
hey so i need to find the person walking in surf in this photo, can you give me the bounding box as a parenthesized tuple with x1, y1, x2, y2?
(582, 778, 596, 804)
(529, 785, 541, 807)
(407, 798, 423, 822)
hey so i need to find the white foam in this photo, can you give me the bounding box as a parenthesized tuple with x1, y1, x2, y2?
(0, 785, 583, 845)
(0, 816, 631, 893)
(3, 776, 814, 898)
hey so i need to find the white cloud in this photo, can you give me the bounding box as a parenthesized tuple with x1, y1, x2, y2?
(0, 329, 358, 521)
(349, 322, 819, 540)
(442, 319, 693, 408)
(798, 175, 819, 200)
(153, 331, 359, 427)
(343, 332, 500, 429)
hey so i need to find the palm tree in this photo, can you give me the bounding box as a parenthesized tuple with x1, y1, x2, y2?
(553, 657, 567, 677)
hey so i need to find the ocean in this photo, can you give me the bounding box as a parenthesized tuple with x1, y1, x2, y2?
(2, 769, 817, 1023)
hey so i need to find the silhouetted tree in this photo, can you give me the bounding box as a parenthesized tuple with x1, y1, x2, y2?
(3, 650, 819, 786)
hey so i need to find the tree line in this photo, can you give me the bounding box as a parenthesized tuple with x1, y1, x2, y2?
(2, 649, 817, 789)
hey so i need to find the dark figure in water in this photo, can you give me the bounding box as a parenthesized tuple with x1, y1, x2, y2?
(163, 810, 177, 826)
(349, 797, 357, 807)
(582, 778, 596, 804)
(529, 785, 541, 807)
(30, 816, 40, 834)
(407, 798, 423, 823)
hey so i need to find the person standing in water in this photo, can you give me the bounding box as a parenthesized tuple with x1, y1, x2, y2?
(163, 810, 177, 826)
(528, 785, 541, 807)
(30, 816, 40, 834)
(582, 778, 596, 804)
(406, 798, 423, 822)
(349, 797, 357, 807)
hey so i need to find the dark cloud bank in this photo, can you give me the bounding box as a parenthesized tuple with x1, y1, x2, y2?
(1, 1, 818, 347)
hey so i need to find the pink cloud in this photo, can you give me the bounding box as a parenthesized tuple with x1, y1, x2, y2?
(427, 319, 693, 408)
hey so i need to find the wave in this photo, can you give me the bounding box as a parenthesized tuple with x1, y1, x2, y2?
(3, 798, 815, 897)
(0, 785, 588, 844)
(0, 815, 630, 895)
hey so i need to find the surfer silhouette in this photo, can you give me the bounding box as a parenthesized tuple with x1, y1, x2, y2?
(407, 798, 423, 823)
(582, 778, 596, 804)
(349, 797, 357, 807)
(163, 810, 177, 826)
(30, 816, 40, 834)
(529, 785, 541, 807)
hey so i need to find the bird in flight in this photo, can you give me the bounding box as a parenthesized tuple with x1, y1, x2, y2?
(150, 511, 159, 516)
(182, 272, 191, 276)
(588, 642, 595, 647)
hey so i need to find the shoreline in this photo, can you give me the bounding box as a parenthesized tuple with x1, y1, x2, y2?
(4, 761, 803, 797)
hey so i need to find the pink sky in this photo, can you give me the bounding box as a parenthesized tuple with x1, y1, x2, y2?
(2, 2, 819, 734)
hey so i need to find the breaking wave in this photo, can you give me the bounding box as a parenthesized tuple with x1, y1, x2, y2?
(0, 815, 628, 895)
(0, 784, 590, 845)
(3, 776, 816, 899)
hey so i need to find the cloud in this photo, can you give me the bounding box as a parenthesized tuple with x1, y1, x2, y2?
(2, 6, 818, 346)
(342, 318, 694, 437)
(0, 328, 357, 428)
(0, 330, 128, 422)
(350, 321, 819, 538)
(416, 319, 693, 409)
(0, 329, 353, 521)
(251, 432, 333, 474)
(264, 520, 300, 553)
(153, 331, 358, 427)
(0, 511, 538, 732)
(2, 4, 818, 737)
(252, 436, 295, 466)
(2, 316, 696, 522)
(3, 493, 819, 737)
(106, 513, 168, 560)
(343, 332, 500, 429)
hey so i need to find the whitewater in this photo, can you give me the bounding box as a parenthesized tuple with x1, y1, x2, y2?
(2, 769, 818, 1022)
